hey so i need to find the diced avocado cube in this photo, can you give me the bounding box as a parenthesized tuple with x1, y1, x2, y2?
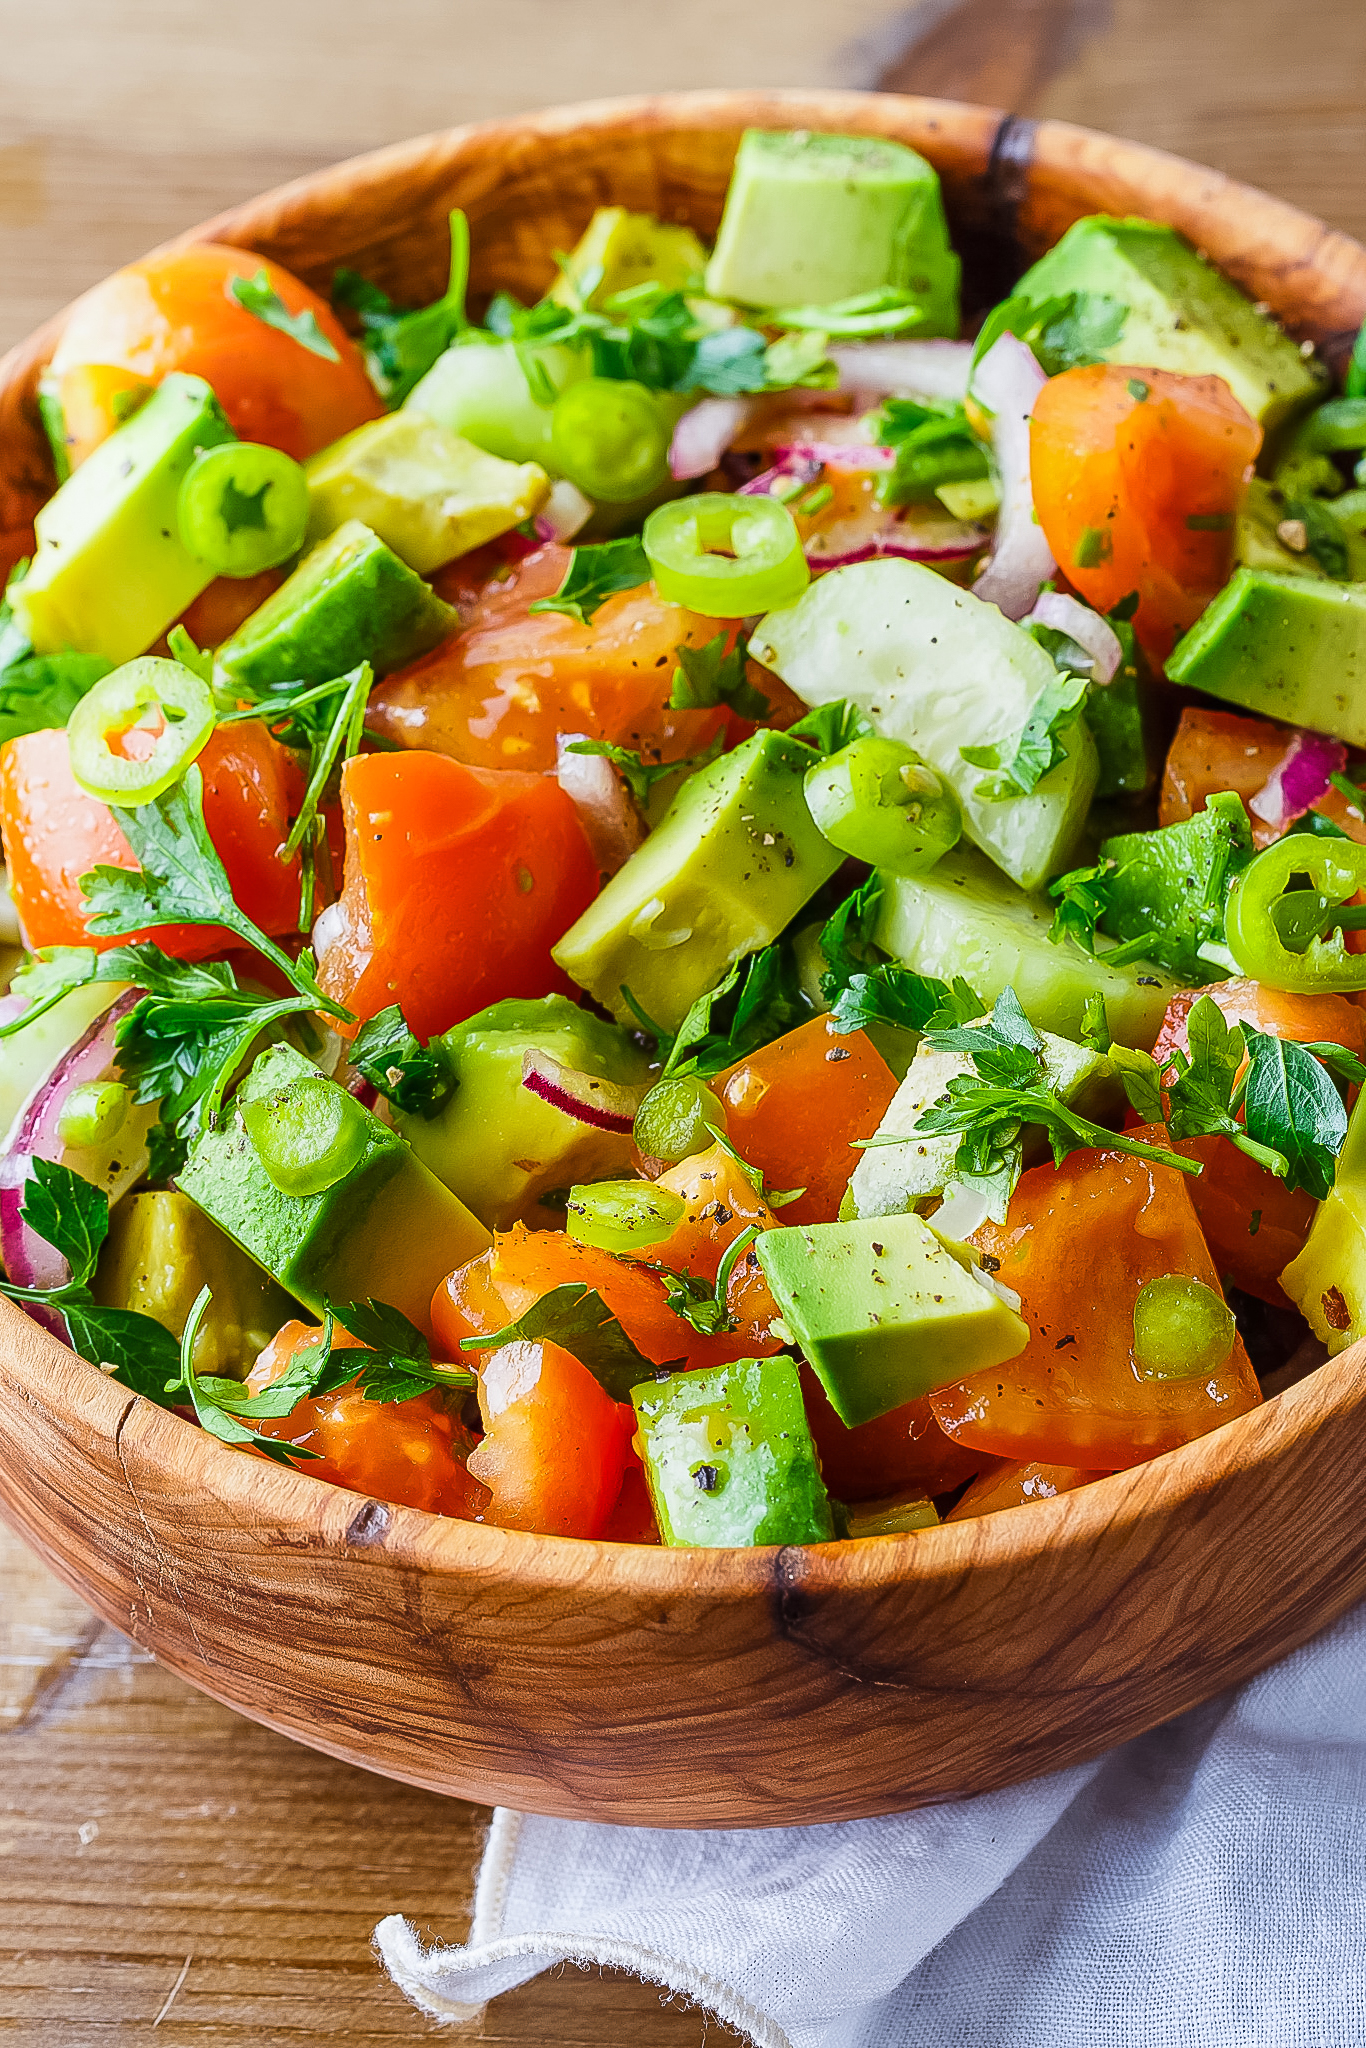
(706, 128, 959, 336)
(12, 372, 235, 663)
(92, 1190, 295, 1380)
(752, 560, 1098, 892)
(1098, 791, 1252, 982)
(755, 1211, 1028, 1428)
(176, 1043, 490, 1334)
(552, 727, 842, 1032)
(1282, 1089, 1366, 1353)
(406, 336, 591, 468)
(1010, 215, 1327, 436)
(633, 1355, 834, 1547)
(872, 847, 1180, 1048)
(304, 413, 549, 575)
(551, 207, 708, 308)
(849, 1020, 1114, 1222)
(1167, 569, 1366, 746)
(393, 996, 652, 1231)
(214, 519, 455, 693)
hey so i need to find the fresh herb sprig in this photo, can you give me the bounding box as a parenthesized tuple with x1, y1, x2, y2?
(655, 1224, 762, 1338)
(332, 211, 470, 405)
(529, 538, 650, 626)
(229, 270, 340, 362)
(350, 1004, 455, 1118)
(669, 632, 769, 719)
(971, 291, 1126, 378)
(818, 875, 985, 1037)
(458, 1281, 657, 1401)
(566, 730, 725, 810)
(961, 673, 1089, 800)
(1047, 858, 1159, 963)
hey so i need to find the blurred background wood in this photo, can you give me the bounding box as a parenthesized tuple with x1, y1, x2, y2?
(0, 0, 1361, 2035)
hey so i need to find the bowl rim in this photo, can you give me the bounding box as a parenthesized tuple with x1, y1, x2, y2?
(4, 86, 1366, 1603)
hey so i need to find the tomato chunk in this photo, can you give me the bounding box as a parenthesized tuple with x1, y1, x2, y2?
(714, 1016, 898, 1225)
(315, 749, 598, 1040)
(47, 243, 380, 466)
(800, 1364, 984, 1503)
(929, 1128, 1261, 1469)
(248, 1320, 489, 1519)
(367, 543, 770, 771)
(945, 1460, 1108, 1521)
(0, 720, 305, 954)
(466, 1337, 634, 1538)
(1030, 364, 1262, 665)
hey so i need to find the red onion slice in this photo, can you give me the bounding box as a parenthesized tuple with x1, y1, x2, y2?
(1023, 591, 1124, 685)
(555, 733, 647, 877)
(533, 477, 594, 544)
(971, 333, 1055, 622)
(765, 442, 896, 474)
(740, 454, 986, 572)
(830, 340, 974, 403)
(669, 397, 759, 480)
(520, 1049, 646, 1133)
(0, 987, 148, 1334)
(1248, 728, 1348, 834)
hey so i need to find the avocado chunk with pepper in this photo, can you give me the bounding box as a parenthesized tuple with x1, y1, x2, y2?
(1009, 215, 1327, 436)
(214, 519, 455, 693)
(1167, 569, 1366, 748)
(705, 128, 959, 336)
(176, 1042, 490, 1334)
(755, 1211, 1028, 1428)
(552, 727, 843, 1032)
(304, 413, 549, 575)
(633, 1355, 835, 1547)
(12, 372, 235, 663)
(392, 996, 653, 1231)
(93, 1190, 294, 1380)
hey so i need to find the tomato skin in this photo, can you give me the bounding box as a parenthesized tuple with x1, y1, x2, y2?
(466, 1338, 634, 1538)
(799, 1364, 985, 1503)
(945, 1460, 1107, 1521)
(367, 543, 766, 772)
(47, 243, 380, 466)
(315, 749, 599, 1041)
(249, 1321, 489, 1519)
(0, 720, 304, 954)
(929, 1127, 1261, 1469)
(1030, 364, 1262, 665)
(714, 1016, 898, 1225)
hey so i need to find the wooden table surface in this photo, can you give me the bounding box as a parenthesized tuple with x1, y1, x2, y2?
(1, 0, 1363, 2038)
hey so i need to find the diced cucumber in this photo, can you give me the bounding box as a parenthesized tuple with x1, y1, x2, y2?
(874, 846, 1181, 1048)
(752, 559, 1098, 891)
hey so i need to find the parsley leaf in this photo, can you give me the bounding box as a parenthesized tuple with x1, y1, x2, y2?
(663, 941, 812, 1079)
(668, 632, 768, 719)
(62, 1301, 183, 1399)
(814, 874, 985, 1037)
(972, 291, 1127, 378)
(1240, 1027, 1348, 1201)
(961, 673, 1089, 799)
(565, 730, 725, 810)
(528, 538, 650, 626)
(332, 210, 470, 405)
(0, 652, 111, 744)
(350, 1005, 455, 1118)
(20, 1155, 108, 1288)
(1047, 859, 1159, 964)
(784, 699, 874, 757)
(656, 1224, 763, 1338)
(229, 269, 341, 362)
(457, 1281, 656, 1401)
(876, 399, 988, 508)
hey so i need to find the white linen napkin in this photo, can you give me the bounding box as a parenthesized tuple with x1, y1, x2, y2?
(375, 1598, 1366, 2044)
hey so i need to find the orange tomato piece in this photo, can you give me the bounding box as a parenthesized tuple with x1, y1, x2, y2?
(929, 1127, 1261, 1469)
(248, 1320, 489, 1519)
(315, 749, 598, 1040)
(601, 1465, 661, 1543)
(945, 1460, 1108, 1521)
(1159, 706, 1296, 847)
(1030, 364, 1262, 666)
(466, 1338, 634, 1538)
(46, 243, 380, 465)
(646, 1142, 778, 1283)
(799, 1363, 985, 1503)
(1152, 977, 1366, 1070)
(366, 542, 769, 772)
(0, 720, 305, 954)
(714, 1016, 898, 1225)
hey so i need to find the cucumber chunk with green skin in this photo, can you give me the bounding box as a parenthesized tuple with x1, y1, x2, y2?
(1282, 1087, 1366, 1354)
(405, 335, 591, 467)
(874, 846, 1181, 1048)
(392, 996, 652, 1232)
(12, 373, 235, 664)
(633, 1355, 835, 1547)
(176, 1043, 489, 1335)
(1009, 215, 1326, 436)
(755, 1212, 1028, 1428)
(752, 559, 1098, 892)
(304, 413, 549, 575)
(705, 129, 959, 336)
(1097, 791, 1253, 982)
(552, 727, 842, 1033)
(214, 520, 455, 693)
(1167, 569, 1366, 745)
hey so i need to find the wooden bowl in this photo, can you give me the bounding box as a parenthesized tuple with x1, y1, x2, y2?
(2, 90, 1366, 1830)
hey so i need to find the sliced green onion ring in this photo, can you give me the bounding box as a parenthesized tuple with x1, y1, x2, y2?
(643, 493, 811, 615)
(177, 440, 310, 578)
(67, 656, 216, 806)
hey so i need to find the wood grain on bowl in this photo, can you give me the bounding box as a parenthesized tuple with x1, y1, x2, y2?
(1, 91, 1365, 1829)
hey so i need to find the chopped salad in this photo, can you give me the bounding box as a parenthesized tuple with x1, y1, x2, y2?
(3, 125, 1366, 1547)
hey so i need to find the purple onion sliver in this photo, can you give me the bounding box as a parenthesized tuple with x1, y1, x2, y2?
(669, 397, 758, 481)
(1024, 591, 1124, 684)
(1248, 729, 1348, 832)
(829, 339, 974, 403)
(520, 1051, 637, 1134)
(971, 332, 1055, 622)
